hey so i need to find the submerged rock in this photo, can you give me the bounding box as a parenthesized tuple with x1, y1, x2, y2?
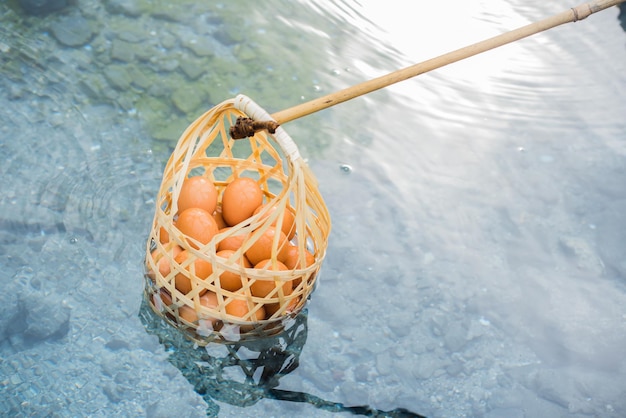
(104, 0, 148, 18)
(4, 287, 71, 350)
(49, 15, 96, 47)
(171, 85, 203, 114)
(18, 0, 69, 15)
(110, 39, 136, 63)
(103, 64, 132, 91)
(21, 294, 71, 343)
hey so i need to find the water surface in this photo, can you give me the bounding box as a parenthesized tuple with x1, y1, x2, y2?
(1, 1, 625, 417)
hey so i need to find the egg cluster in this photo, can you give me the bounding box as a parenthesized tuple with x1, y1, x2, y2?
(148, 175, 315, 328)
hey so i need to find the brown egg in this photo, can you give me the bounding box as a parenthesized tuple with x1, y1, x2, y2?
(147, 245, 183, 282)
(250, 259, 292, 298)
(158, 226, 169, 244)
(215, 249, 251, 291)
(197, 292, 220, 329)
(154, 289, 174, 320)
(216, 228, 246, 252)
(179, 305, 199, 323)
(221, 177, 263, 226)
(200, 291, 218, 310)
(252, 203, 296, 240)
(265, 295, 300, 318)
(286, 296, 301, 313)
(213, 205, 228, 230)
(245, 226, 289, 266)
(282, 245, 315, 270)
(177, 176, 218, 215)
(175, 207, 219, 249)
(154, 288, 172, 308)
(282, 245, 315, 289)
(174, 250, 213, 295)
(177, 292, 221, 326)
(225, 297, 265, 322)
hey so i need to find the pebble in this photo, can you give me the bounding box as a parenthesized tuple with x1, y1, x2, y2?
(103, 65, 132, 91)
(340, 381, 370, 406)
(376, 351, 393, 376)
(127, 67, 151, 90)
(150, 4, 188, 23)
(184, 37, 215, 57)
(0, 284, 22, 337)
(353, 364, 372, 382)
(78, 77, 103, 99)
(429, 313, 447, 336)
(443, 320, 469, 352)
(157, 31, 178, 50)
(446, 360, 465, 377)
(4, 289, 71, 346)
(213, 27, 245, 46)
(179, 58, 207, 80)
(234, 44, 256, 61)
(411, 353, 441, 379)
(18, 0, 68, 15)
(103, 0, 146, 17)
(388, 314, 412, 338)
(171, 86, 202, 114)
(49, 15, 95, 47)
(157, 58, 179, 73)
(117, 30, 148, 44)
(102, 382, 124, 403)
(558, 235, 605, 275)
(105, 338, 130, 351)
(134, 42, 158, 62)
(110, 39, 136, 62)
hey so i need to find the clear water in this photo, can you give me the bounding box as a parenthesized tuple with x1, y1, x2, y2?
(1, 1, 625, 417)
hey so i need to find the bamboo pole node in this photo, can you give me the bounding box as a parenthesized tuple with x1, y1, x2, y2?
(571, 4, 592, 21)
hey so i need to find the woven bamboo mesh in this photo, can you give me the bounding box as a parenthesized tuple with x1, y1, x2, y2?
(144, 95, 331, 344)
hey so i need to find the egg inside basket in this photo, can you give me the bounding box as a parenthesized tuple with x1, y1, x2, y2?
(144, 96, 331, 344)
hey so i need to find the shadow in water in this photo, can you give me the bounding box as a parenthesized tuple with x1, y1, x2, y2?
(139, 297, 426, 417)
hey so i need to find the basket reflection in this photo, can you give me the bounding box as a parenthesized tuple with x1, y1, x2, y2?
(139, 294, 306, 414)
(139, 295, 426, 417)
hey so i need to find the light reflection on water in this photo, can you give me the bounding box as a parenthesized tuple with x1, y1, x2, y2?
(0, 0, 625, 417)
(305, 1, 626, 416)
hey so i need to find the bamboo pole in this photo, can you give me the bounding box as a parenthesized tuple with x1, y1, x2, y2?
(270, 0, 624, 125)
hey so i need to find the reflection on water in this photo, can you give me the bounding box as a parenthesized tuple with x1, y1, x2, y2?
(139, 298, 426, 417)
(139, 297, 307, 415)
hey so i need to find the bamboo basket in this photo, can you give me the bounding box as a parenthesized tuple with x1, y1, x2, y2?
(144, 95, 331, 344)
